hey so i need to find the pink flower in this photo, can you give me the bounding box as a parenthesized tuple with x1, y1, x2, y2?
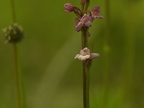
(89, 7, 103, 19)
(75, 47, 100, 61)
(75, 14, 92, 31)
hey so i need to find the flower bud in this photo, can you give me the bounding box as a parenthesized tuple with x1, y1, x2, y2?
(64, 3, 74, 12)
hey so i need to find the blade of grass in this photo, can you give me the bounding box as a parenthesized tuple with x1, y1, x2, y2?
(102, 0, 110, 108)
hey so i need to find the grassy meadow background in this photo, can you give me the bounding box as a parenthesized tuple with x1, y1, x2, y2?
(0, 0, 144, 108)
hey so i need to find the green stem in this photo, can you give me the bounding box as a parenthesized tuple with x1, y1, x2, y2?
(81, 1, 90, 107)
(10, 0, 26, 108)
(81, 26, 89, 108)
(81, 28, 88, 48)
(10, 0, 16, 22)
(13, 44, 26, 108)
(81, 4, 85, 14)
(82, 62, 90, 108)
(13, 43, 21, 108)
(19, 59, 26, 108)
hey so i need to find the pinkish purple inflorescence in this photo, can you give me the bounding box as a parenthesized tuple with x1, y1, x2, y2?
(64, 2, 103, 32)
(75, 47, 100, 61)
(64, 1, 102, 61)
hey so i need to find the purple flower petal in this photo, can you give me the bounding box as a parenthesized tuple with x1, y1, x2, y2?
(80, 14, 90, 24)
(89, 6, 103, 19)
(75, 14, 92, 31)
(89, 53, 100, 59)
(75, 22, 83, 32)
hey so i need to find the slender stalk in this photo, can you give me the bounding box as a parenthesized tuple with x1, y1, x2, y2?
(13, 43, 21, 108)
(82, 62, 90, 108)
(81, 26, 89, 108)
(81, 28, 88, 48)
(81, 3, 85, 14)
(13, 43, 26, 108)
(10, 0, 16, 22)
(10, 0, 26, 108)
(19, 59, 26, 108)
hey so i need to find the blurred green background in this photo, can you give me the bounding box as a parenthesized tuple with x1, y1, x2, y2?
(0, 0, 144, 108)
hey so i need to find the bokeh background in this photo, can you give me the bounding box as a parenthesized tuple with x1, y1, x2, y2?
(0, 0, 144, 108)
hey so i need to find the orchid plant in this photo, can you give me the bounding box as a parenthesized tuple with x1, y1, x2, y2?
(64, 0, 103, 108)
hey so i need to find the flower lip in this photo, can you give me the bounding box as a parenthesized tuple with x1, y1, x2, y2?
(75, 54, 90, 61)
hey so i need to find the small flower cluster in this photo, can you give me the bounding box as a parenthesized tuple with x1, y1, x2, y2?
(64, 3, 103, 32)
(2, 23, 24, 43)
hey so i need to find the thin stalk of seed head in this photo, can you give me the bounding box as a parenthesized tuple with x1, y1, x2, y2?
(102, 0, 110, 108)
(19, 59, 27, 108)
(10, 0, 26, 108)
(13, 43, 21, 108)
(10, 0, 16, 22)
(13, 44, 26, 108)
